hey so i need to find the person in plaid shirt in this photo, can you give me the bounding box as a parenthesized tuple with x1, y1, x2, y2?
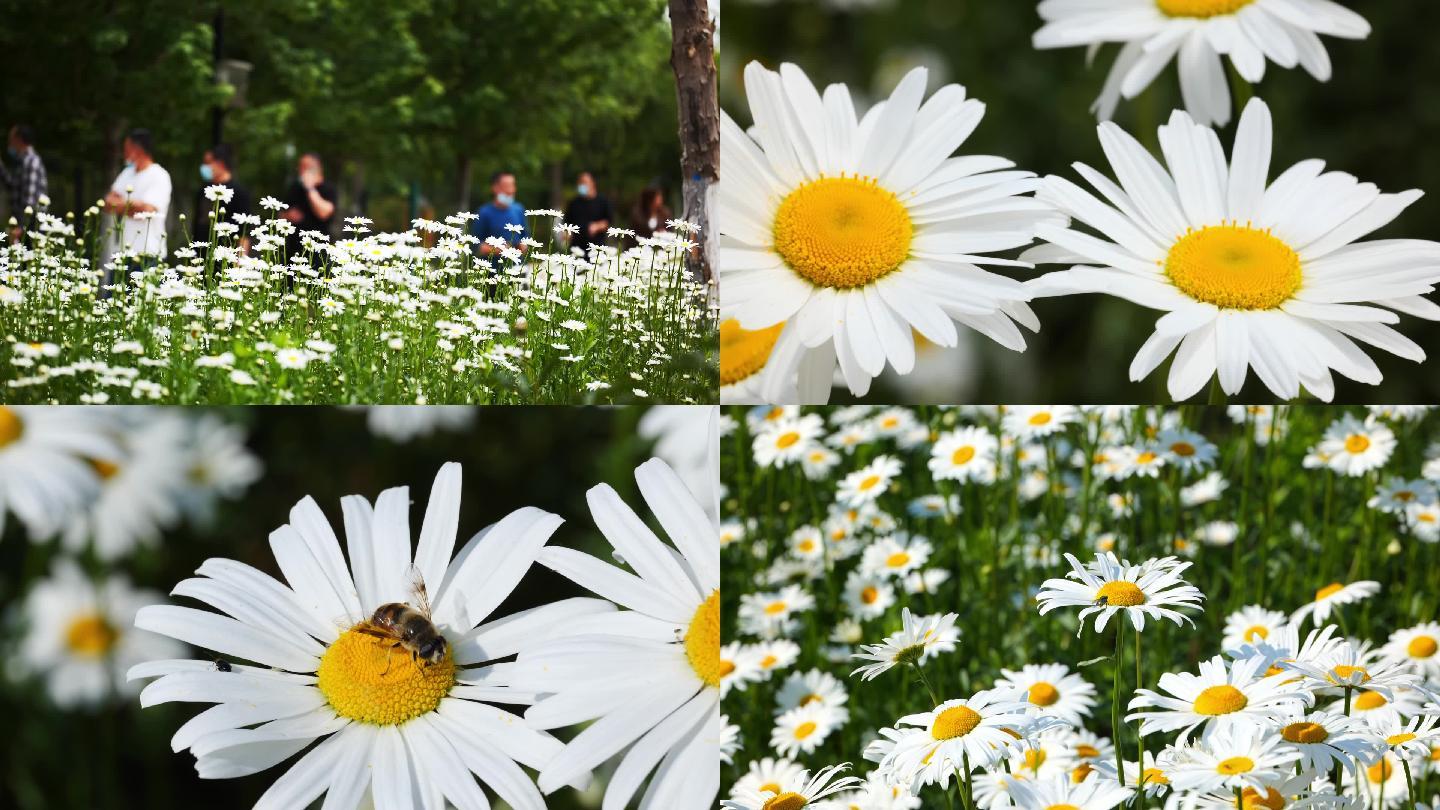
(1, 124, 48, 241)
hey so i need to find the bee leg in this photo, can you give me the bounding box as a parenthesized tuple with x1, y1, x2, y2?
(381, 641, 403, 676)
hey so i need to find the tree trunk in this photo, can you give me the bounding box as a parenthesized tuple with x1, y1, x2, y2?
(668, 0, 719, 285)
(548, 161, 564, 211)
(456, 154, 473, 213)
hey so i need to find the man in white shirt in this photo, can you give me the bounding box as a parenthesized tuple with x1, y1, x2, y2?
(100, 128, 172, 285)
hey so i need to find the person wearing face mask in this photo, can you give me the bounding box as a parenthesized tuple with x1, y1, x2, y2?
(194, 143, 253, 253)
(629, 185, 671, 243)
(282, 152, 338, 261)
(100, 128, 173, 276)
(471, 170, 528, 256)
(561, 170, 613, 256)
(0, 124, 47, 243)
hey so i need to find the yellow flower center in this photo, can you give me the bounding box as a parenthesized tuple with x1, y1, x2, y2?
(720, 659, 736, 678)
(1354, 691, 1388, 711)
(0, 406, 22, 449)
(1024, 749, 1048, 772)
(760, 655, 778, 669)
(763, 792, 808, 810)
(1281, 721, 1329, 744)
(772, 175, 913, 289)
(1137, 451, 1158, 464)
(1344, 435, 1370, 454)
(1368, 759, 1393, 784)
(1096, 581, 1146, 607)
(759, 782, 782, 794)
(775, 431, 801, 449)
(1046, 804, 1080, 810)
(1164, 225, 1301, 310)
(686, 591, 721, 688)
(1244, 625, 1269, 642)
(1171, 441, 1196, 457)
(859, 475, 882, 492)
(1217, 756, 1255, 775)
(719, 319, 784, 387)
(1029, 412, 1052, 426)
(860, 586, 880, 605)
(65, 614, 118, 657)
(1408, 635, 1438, 658)
(1241, 787, 1285, 810)
(952, 446, 976, 465)
(1076, 745, 1101, 759)
(1028, 682, 1060, 706)
(1141, 768, 1170, 786)
(797, 539, 815, 552)
(1071, 764, 1094, 783)
(1156, 0, 1256, 19)
(932, 705, 983, 740)
(1194, 684, 1249, 715)
(1388, 733, 1417, 746)
(92, 459, 121, 480)
(800, 693, 823, 706)
(765, 601, 788, 615)
(1315, 582, 1345, 601)
(1331, 664, 1369, 683)
(885, 552, 911, 568)
(793, 721, 818, 740)
(316, 625, 456, 725)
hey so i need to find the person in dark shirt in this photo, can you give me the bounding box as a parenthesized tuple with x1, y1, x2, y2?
(562, 171, 614, 255)
(195, 143, 253, 252)
(630, 185, 672, 242)
(282, 152, 337, 260)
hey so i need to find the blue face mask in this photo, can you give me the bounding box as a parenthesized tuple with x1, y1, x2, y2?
(496, 193, 514, 207)
(124, 160, 136, 170)
(199, 163, 214, 182)
(577, 184, 590, 196)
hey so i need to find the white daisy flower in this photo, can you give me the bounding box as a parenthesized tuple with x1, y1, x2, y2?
(738, 585, 817, 639)
(1290, 580, 1380, 627)
(729, 757, 808, 804)
(721, 642, 766, 698)
(17, 559, 183, 708)
(754, 413, 826, 468)
(1008, 772, 1134, 810)
(843, 571, 897, 620)
(511, 458, 719, 810)
(859, 534, 932, 578)
(1381, 714, 1440, 763)
(130, 463, 577, 808)
(1033, 0, 1371, 126)
(881, 691, 1035, 784)
(771, 701, 846, 757)
(1026, 99, 1440, 402)
(1036, 552, 1205, 634)
(753, 639, 803, 678)
(1315, 414, 1397, 476)
(722, 763, 864, 810)
(0, 406, 119, 541)
(1128, 654, 1311, 740)
(1370, 477, 1437, 514)
(837, 455, 902, 507)
(788, 525, 825, 559)
(1346, 752, 1410, 808)
(775, 669, 850, 715)
(1157, 427, 1219, 471)
(929, 426, 1000, 483)
(1405, 502, 1440, 542)
(801, 445, 842, 480)
(1004, 406, 1078, 439)
(62, 413, 191, 561)
(1331, 686, 1427, 732)
(720, 61, 1064, 402)
(176, 414, 263, 526)
(851, 608, 960, 681)
(1222, 605, 1289, 652)
(1275, 711, 1384, 773)
(362, 406, 475, 442)
(1382, 622, 1440, 679)
(1181, 471, 1229, 506)
(995, 663, 1099, 726)
(1167, 725, 1300, 794)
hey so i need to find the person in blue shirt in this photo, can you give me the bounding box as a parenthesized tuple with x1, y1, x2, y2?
(471, 170, 528, 256)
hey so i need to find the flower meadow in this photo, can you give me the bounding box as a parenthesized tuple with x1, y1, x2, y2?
(0, 204, 716, 404)
(719, 405, 1440, 810)
(0, 405, 720, 810)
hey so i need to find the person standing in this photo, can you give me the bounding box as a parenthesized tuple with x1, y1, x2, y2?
(562, 171, 613, 255)
(0, 124, 48, 242)
(282, 152, 337, 260)
(195, 143, 254, 252)
(630, 185, 671, 242)
(101, 128, 172, 269)
(471, 170, 527, 256)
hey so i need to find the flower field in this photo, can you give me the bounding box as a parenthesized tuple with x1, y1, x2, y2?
(719, 405, 1440, 810)
(0, 206, 716, 404)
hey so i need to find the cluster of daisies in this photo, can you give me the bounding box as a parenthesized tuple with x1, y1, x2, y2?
(720, 0, 1440, 403)
(1, 206, 714, 404)
(718, 404, 1440, 810)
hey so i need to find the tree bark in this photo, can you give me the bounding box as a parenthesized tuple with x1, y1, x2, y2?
(668, 0, 718, 286)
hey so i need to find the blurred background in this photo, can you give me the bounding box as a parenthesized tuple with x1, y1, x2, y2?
(721, 0, 1440, 403)
(0, 0, 683, 234)
(0, 405, 714, 809)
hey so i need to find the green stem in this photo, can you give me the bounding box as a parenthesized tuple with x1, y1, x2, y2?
(1113, 620, 1127, 787)
(1135, 625, 1145, 810)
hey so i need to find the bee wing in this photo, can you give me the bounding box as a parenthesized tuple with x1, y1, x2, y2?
(405, 565, 434, 620)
